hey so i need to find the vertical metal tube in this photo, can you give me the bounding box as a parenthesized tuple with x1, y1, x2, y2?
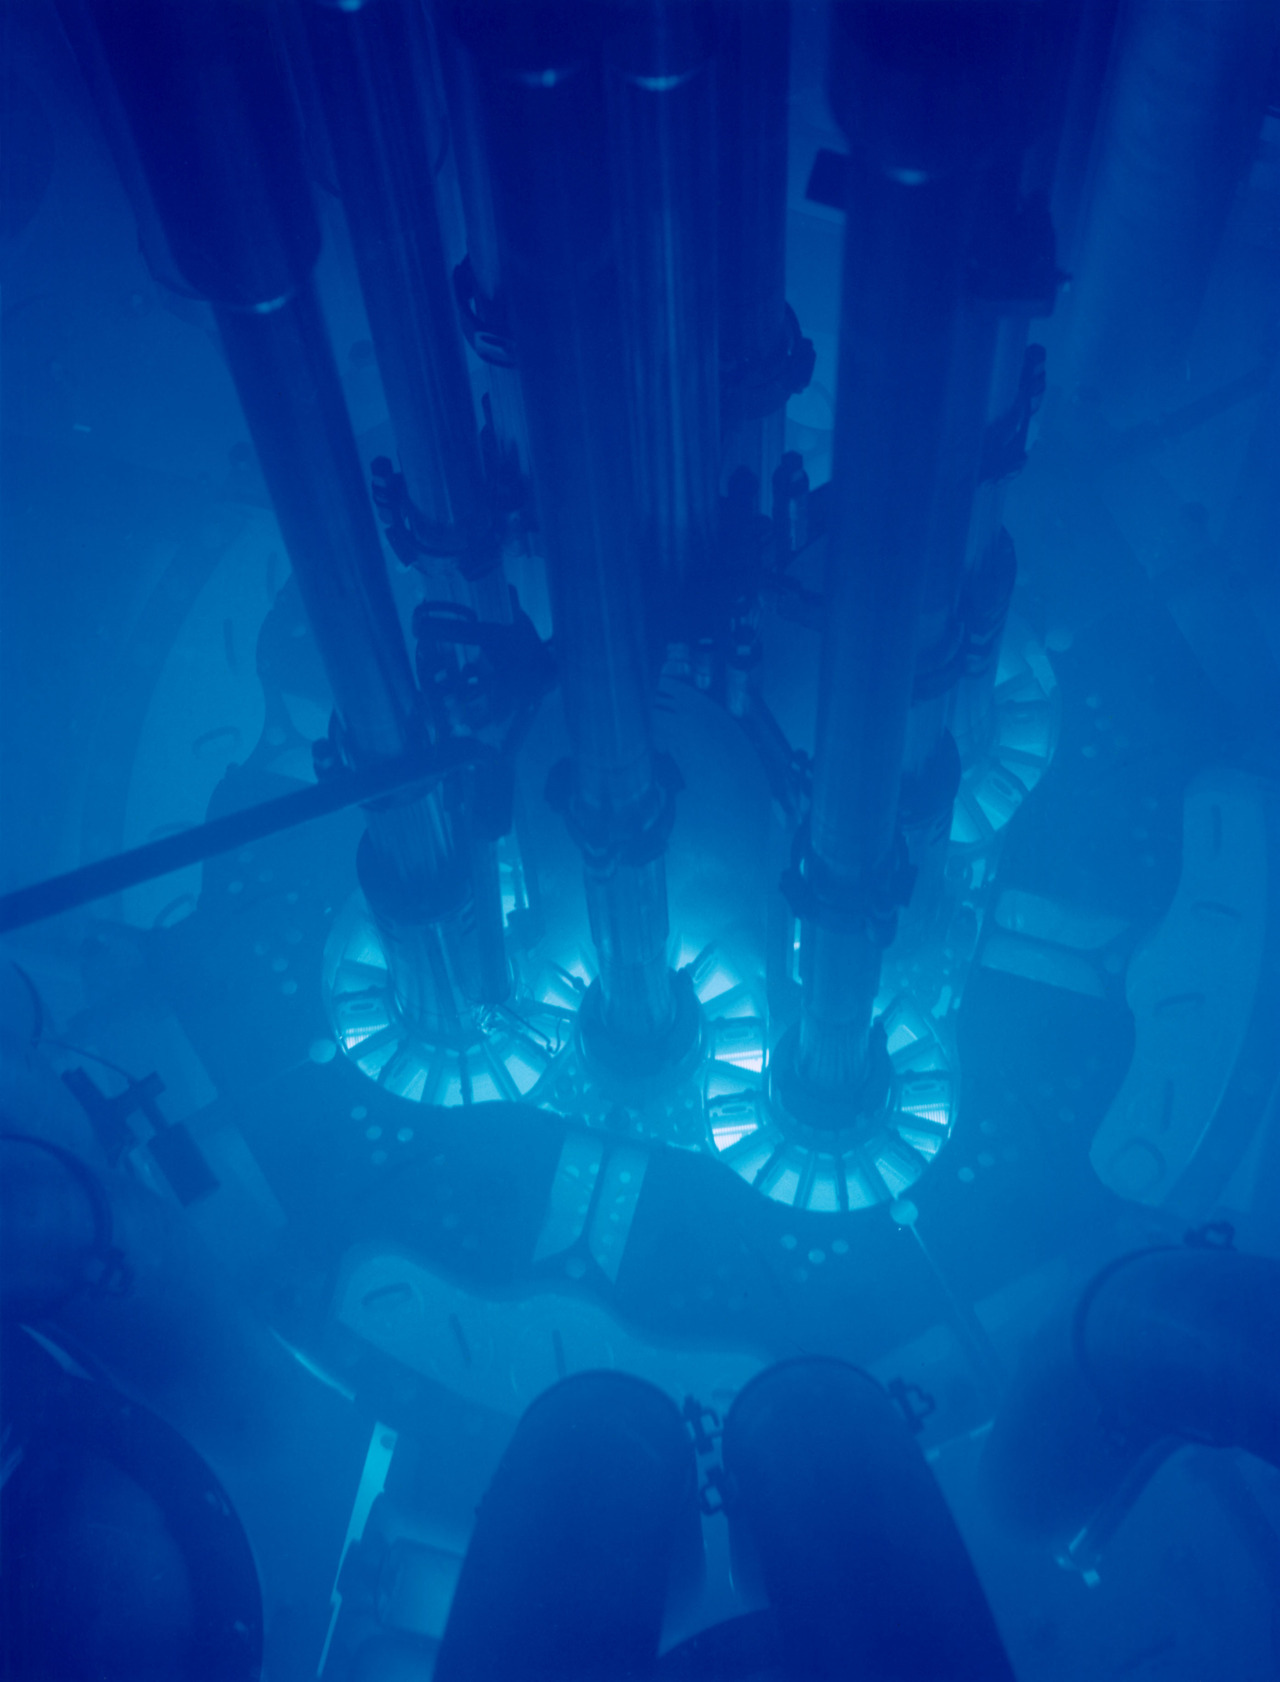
(899, 8, 1070, 930)
(302, 0, 498, 601)
(915, 301, 1003, 696)
(303, 0, 511, 1006)
(214, 294, 418, 769)
(63, 0, 465, 944)
(794, 2, 1023, 1100)
(1066, 0, 1279, 417)
(451, 4, 676, 1047)
(1048, 0, 1124, 279)
(433, 11, 533, 501)
(896, 292, 997, 930)
(798, 169, 975, 1092)
(952, 0, 1073, 763)
(950, 317, 1039, 769)
(716, 0, 792, 511)
(605, 1, 721, 656)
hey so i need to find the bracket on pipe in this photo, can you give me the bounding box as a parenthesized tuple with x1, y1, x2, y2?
(779, 821, 916, 949)
(544, 754, 684, 877)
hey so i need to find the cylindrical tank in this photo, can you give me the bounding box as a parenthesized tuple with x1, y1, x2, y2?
(434, 1372, 701, 1682)
(722, 1358, 1015, 1681)
(1, 1326, 263, 1682)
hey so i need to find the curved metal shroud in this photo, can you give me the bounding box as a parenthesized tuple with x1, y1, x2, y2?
(434, 1371, 701, 1682)
(435, 1359, 1014, 1681)
(722, 1357, 1015, 1682)
(982, 1243, 1280, 1546)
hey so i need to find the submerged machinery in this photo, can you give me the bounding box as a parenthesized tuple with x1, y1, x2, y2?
(23, 0, 1080, 1207)
(4, 0, 1280, 1677)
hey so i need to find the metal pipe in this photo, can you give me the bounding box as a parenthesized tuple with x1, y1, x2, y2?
(795, 2, 1024, 1098)
(214, 287, 464, 906)
(302, 0, 512, 1003)
(301, 0, 499, 605)
(432, 10, 533, 501)
(1066, 0, 1280, 418)
(716, 0, 791, 511)
(214, 295, 421, 769)
(896, 296, 996, 938)
(605, 0, 720, 656)
(450, 4, 677, 1047)
(62, 0, 466, 943)
(900, 15, 1070, 934)
(946, 5, 1075, 769)
(1049, 0, 1124, 279)
(63, 0, 418, 771)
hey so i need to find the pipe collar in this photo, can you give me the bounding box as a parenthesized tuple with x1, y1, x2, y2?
(780, 821, 914, 946)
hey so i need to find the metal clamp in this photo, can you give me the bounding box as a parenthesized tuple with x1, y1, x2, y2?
(545, 754, 684, 874)
(681, 1394, 722, 1457)
(886, 1376, 937, 1435)
(452, 255, 517, 369)
(978, 345, 1047, 484)
(779, 819, 915, 947)
(682, 1395, 727, 1516)
(698, 1463, 728, 1517)
(722, 303, 816, 427)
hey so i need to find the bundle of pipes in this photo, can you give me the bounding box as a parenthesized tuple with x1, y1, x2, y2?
(446, 0, 710, 1064)
(58, 0, 487, 1035)
(59, 0, 784, 1077)
(302, 0, 505, 622)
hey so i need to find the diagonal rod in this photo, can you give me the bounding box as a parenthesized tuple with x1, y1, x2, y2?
(0, 739, 489, 935)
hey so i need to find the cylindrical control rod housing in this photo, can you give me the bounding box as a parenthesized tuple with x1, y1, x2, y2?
(451, 2, 679, 1046)
(605, 0, 721, 656)
(797, 1, 1028, 1097)
(64, 0, 464, 915)
(303, 0, 501, 607)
